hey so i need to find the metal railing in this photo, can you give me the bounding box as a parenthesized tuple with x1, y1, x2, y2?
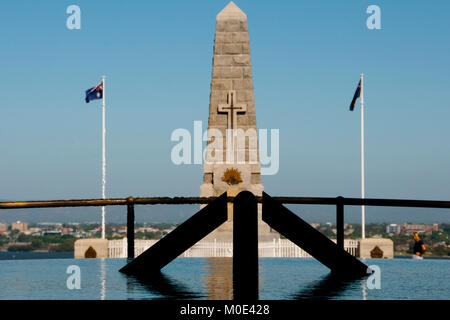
(2, 195, 450, 258)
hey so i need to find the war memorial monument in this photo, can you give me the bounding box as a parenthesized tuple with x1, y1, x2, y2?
(75, 1, 392, 260)
(199, 2, 279, 243)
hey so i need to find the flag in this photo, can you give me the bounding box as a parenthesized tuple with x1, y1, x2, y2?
(349, 80, 361, 111)
(85, 82, 103, 103)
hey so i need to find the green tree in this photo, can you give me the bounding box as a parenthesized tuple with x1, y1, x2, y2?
(50, 238, 75, 252)
(9, 229, 20, 241)
(431, 245, 450, 257)
(0, 234, 8, 246)
(17, 233, 33, 242)
(8, 244, 33, 252)
(31, 239, 45, 250)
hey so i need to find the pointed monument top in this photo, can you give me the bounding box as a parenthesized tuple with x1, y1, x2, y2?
(217, 2, 247, 20)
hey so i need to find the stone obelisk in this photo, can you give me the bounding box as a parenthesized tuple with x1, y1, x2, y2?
(200, 2, 278, 242)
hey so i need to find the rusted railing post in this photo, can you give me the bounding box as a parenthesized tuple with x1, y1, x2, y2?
(336, 196, 344, 250)
(127, 196, 135, 259)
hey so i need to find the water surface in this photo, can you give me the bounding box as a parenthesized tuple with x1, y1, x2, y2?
(0, 257, 448, 300)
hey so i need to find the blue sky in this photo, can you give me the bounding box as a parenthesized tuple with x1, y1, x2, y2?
(1, 0, 449, 223)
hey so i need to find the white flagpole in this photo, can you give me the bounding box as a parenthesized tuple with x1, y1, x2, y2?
(360, 73, 365, 239)
(101, 75, 106, 240)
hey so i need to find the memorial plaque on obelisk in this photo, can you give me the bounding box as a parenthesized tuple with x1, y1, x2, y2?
(200, 2, 278, 242)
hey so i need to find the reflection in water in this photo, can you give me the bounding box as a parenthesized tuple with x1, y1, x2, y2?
(126, 272, 203, 300)
(100, 258, 106, 300)
(361, 258, 367, 300)
(125, 258, 246, 300)
(362, 276, 367, 300)
(292, 273, 362, 300)
(122, 258, 369, 300)
(204, 258, 233, 300)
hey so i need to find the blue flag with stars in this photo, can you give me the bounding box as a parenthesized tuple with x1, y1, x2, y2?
(85, 82, 103, 103)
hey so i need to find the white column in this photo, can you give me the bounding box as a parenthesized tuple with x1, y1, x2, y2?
(122, 237, 127, 258)
(360, 73, 366, 239)
(278, 238, 281, 257)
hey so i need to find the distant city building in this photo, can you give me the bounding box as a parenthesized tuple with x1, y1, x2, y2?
(74, 231, 89, 238)
(23, 227, 42, 236)
(163, 227, 176, 233)
(38, 222, 62, 231)
(60, 227, 73, 235)
(136, 227, 159, 233)
(344, 228, 354, 236)
(11, 221, 28, 232)
(310, 223, 320, 229)
(400, 223, 438, 235)
(344, 224, 354, 235)
(0, 222, 8, 233)
(395, 244, 410, 251)
(43, 231, 62, 236)
(386, 224, 401, 235)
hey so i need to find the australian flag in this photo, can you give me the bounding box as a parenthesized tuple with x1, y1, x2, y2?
(349, 80, 361, 111)
(85, 82, 103, 103)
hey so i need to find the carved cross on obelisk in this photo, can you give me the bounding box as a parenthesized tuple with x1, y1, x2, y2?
(218, 90, 247, 131)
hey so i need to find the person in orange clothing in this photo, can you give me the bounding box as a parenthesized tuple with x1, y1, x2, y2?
(412, 232, 426, 259)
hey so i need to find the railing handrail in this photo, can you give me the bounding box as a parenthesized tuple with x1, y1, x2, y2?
(2, 196, 450, 209)
(3, 194, 440, 260)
